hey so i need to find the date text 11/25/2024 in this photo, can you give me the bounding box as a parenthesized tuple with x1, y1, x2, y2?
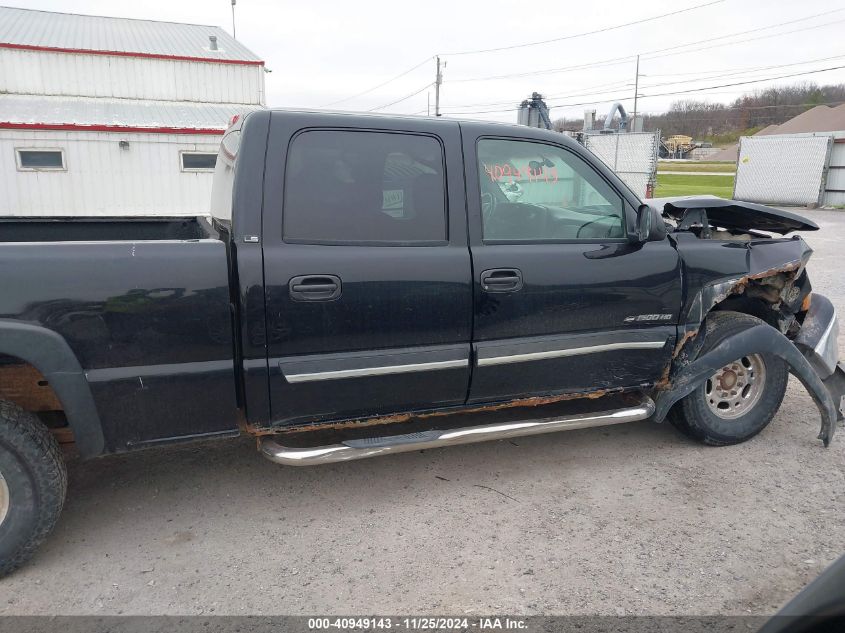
(307, 616, 528, 630)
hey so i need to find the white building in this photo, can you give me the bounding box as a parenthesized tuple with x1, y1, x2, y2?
(0, 7, 266, 216)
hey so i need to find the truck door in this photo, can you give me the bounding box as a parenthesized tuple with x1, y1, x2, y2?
(261, 114, 471, 426)
(462, 128, 682, 403)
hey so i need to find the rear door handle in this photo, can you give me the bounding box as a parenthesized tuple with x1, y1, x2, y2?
(480, 268, 523, 293)
(289, 275, 342, 301)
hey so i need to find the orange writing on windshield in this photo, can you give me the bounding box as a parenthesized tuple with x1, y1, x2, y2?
(483, 163, 558, 184)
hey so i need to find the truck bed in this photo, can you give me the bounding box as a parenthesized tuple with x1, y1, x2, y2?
(0, 215, 238, 455)
(0, 216, 217, 243)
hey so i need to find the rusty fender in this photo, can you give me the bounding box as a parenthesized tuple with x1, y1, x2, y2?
(653, 322, 843, 447)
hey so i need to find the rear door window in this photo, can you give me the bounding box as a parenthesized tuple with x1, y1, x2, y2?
(283, 130, 447, 245)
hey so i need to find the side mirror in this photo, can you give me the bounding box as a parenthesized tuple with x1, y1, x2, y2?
(635, 204, 667, 242)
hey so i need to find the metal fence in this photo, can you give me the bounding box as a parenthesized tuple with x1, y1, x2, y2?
(824, 132, 845, 207)
(582, 131, 659, 199)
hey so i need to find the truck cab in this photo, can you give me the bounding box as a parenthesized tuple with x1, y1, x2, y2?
(214, 110, 682, 436)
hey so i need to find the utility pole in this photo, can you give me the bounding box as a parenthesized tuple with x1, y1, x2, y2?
(632, 54, 640, 120)
(427, 92, 430, 116)
(435, 56, 442, 117)
(231, 0, 237, 39)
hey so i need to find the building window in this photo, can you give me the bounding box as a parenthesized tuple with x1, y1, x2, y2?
(16, 149, 65, 171)
(181, 152, 218, 172)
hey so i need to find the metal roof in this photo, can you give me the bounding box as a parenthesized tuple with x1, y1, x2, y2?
(0, 95, 264, 133)
(0, 6, 262, 64)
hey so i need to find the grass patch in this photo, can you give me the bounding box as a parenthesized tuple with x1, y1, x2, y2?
(654, 173, 735, 198)
(701, 127, 765, 146)
(657, 161, 736, 173)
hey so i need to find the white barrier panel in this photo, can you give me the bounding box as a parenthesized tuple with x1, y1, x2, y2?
(734, 134, 832, 206)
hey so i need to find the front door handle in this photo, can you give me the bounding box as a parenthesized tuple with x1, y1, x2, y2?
(480, 268, 523, 293)
(289, 275, 342, 301)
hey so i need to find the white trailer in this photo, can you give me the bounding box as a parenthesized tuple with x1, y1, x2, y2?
(0, 6, 265, 216)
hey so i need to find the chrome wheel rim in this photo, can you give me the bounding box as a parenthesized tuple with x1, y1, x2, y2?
(705, 354, 766, 419)
(0, 472, 9, 528)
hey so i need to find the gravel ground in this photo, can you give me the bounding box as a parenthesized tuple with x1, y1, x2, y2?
(2, 210, 844, 616)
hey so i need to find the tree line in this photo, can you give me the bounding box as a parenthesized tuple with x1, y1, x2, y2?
(552, 82, 845, 139)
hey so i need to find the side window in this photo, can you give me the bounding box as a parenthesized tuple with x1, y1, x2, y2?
(284, 130, 447, 245)
(477, 139, 626, 241)
(16, 149, 65, 171)
(181, 152, 218, 171)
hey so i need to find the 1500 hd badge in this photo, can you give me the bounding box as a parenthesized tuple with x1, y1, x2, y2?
(624, 314, 674, 323)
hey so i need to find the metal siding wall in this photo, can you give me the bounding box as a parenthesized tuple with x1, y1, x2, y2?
(0, 130, 222, 216)
(0, 49, 263, 104)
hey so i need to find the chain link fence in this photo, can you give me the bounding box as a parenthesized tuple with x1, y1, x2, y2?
(582, 131, 659, 199)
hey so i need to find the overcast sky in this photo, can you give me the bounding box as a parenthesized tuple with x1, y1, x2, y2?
(6, 0, 845, 124)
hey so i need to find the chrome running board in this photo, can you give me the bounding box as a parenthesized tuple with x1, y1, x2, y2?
(260, 396, 655, 466)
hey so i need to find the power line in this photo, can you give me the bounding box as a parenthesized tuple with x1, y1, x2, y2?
(369, 82, 433, 112)
(638, 64, 845, 100)
(622, 102, 845, 121)
(642, 16, 845, 63)
(637, 54, 845, 82)
(558, 101, 845, 125)
(640, 7, 844, 60)
(447, 8, 845, 84)
(444, 64, 845, 115)
(438, 80, 635, 111)
(321, 6, 844, 115)
(320, 56, 432, 107)
(638, 54, 845, 90)
(441, 0, 724, 56)
(324, 0, 725, 108)
(440, 53, 845, 113)
(448, 55, 634, 84)
(643, 64, 786, 77)
(440, 87, 630, 114)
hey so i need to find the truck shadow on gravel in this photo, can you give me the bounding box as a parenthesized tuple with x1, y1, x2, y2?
(46, 419, 682, 549)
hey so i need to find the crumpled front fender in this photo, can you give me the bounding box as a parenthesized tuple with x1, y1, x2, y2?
(654, 322, 844, 447)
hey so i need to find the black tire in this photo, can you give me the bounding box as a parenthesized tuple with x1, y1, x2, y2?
(0, 400, 66, 577)
(669, 311, 789, 446)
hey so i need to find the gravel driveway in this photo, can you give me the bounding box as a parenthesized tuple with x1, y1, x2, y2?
(2, 210, 844, 616)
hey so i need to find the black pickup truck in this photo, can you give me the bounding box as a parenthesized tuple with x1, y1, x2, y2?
(1, 109, 843, 575)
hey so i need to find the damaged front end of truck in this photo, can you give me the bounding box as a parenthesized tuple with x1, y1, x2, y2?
(649, 196, 845, 446)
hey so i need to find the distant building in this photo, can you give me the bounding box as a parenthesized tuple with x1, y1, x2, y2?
(0, 7, 266, 216)
(709, 104, 845, 162)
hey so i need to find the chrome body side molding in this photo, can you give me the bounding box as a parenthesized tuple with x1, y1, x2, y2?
(285, 358, 468, 383)
(477, 340, 666, 367)
(278, 344, 470, 385)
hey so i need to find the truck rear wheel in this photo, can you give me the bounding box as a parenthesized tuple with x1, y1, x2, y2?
(0, 400, 66, 577)
(669, 311, 789, 446)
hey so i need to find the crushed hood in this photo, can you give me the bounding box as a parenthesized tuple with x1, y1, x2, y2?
(648, 195, 819, 235)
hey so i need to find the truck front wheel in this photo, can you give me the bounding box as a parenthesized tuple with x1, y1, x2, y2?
(0, 400, 66, 577)
(669, 311, 789, 446)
